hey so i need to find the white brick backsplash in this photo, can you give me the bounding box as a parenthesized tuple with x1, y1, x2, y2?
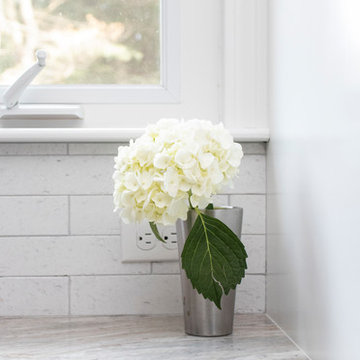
(71, 274, 264, 315)
(235, 275, 265, 313)
(0, 156, 113, 195)
(0, 196, 68, 236)
(71, 275, 182, 315)
(0, 143, 67, 155)
(222, 155, 266, 194)
(70, 196, 121, 235)
(0, 236, 150, 276)
(230, 195, 266, 234)
(0, 142, 266, 316)
(243, 235, 266, 274)
(0, 277, 68, 316)
(69, 143, 123, 155)
(152, 262, 180, 274)
(241, 142, 266, 155)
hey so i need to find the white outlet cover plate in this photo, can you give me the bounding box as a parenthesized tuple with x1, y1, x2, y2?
(121, 221, 179, 262)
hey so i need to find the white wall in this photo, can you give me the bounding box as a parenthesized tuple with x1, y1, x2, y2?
(267, 1, 360, 359)
(0, 142, 266, 316)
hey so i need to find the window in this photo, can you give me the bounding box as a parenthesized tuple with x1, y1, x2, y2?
(0, 0, 160, 86)
(0, 0, 269, 141)
(0, 0, 179, 104)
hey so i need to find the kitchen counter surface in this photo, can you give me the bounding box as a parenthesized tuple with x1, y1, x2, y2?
(0, 314, 308, 359)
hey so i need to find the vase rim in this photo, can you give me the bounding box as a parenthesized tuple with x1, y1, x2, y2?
(190, 206, 243, 211)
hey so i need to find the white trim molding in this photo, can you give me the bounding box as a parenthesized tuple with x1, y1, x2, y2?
(222, 0, 268, 129)
(0, 128, 269, 143)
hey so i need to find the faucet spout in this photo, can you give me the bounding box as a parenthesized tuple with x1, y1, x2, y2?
(2, 50, 47, 109)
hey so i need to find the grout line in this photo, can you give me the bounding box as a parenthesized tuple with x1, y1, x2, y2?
(245, 272, 266, 275)
(0, 313, 184, 319)
(68, 276, 71, 316)
(0, 273, 264, 278)
(0, 154, 68, 157)
(152, 273, 180, 275)
(0, 193, 266, 197)
(0, 232, 265, 238)
(266, 314, 312, 360)
(68, 196, 71, 235)
(224, 193, 266, 196)
(245, 152, 266, 155)
(0, 194, 112, 197)
(242, 153, 266, 156)
(0, 152, 264, 157)
(147, 272, 266, 276)
(0, 195, 71, 198)
(0, 275, 74, 278)
(0, 154, 115, 157)
(0, 274, 160, 278)
(0, 275, 71, 280)
(0, 234, 122, 238)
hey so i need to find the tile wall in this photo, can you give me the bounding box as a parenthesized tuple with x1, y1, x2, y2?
(0, 142, 266, 315)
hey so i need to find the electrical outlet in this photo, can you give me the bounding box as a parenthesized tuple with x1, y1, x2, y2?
(122, 221, 179, 262)
(162, 225, 178, 250)
(136, 223, 156, 250)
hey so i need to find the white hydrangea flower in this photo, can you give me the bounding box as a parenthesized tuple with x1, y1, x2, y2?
(113, 119, 244, 225)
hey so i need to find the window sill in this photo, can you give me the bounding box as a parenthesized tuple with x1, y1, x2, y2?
(0, 128, 269, 142)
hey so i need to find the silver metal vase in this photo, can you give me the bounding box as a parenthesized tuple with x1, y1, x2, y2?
(176, 206, 243, 337)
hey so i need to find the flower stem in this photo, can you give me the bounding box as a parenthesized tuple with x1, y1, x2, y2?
(188, 191, 194, 209)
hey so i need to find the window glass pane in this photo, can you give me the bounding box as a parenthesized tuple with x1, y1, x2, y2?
(0, 0, 160, 85)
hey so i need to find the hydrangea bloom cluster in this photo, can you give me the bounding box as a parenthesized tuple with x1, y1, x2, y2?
(113, 119, 243, 225)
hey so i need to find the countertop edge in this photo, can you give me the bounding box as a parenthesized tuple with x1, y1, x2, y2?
(0, 128, 270, 143)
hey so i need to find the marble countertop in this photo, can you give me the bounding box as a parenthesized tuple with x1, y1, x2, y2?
(0, 314, 308, 360)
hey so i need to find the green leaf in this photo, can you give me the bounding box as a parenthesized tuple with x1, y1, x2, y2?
(149, 222, 165, 243)
(181, 210, 247, 309)
(205, 203, 214, 210)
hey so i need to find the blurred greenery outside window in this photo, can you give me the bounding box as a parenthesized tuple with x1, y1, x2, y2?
(0, 0, 160, 86)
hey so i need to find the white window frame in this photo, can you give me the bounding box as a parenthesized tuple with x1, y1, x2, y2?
(0, 0, 180, 104)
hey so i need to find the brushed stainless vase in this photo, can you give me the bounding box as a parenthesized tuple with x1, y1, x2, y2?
(176, 206, 243, 337)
